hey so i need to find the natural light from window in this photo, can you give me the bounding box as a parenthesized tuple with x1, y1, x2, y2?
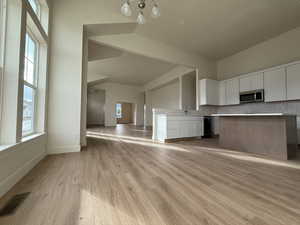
(24, 33, 36, 84)
(28, 0, 39, 15)
(22, 33, 38, 136)
(116, 103, 122, 119)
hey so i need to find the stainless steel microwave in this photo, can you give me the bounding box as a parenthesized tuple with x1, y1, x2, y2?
(240, 90, 264, 104)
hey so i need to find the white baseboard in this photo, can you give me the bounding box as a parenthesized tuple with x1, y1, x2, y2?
(0, 152, 46, 198)
(47, 145, 81, 155)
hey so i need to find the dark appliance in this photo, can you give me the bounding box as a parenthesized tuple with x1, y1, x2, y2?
(240, 89, 264, 104)
(203, 116, 213, 138)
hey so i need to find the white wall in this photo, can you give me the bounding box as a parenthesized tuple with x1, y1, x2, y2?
(144, 66, 197, 127)
(144, 65, 195, 91)
(0, 135, 46, 197)
(48, 0, 217, 154)
(93, 82, 144, 127)
(87, 89, 105, 126)
(217, 26, 300, 80)
(151, 80, 180, 110)
(145, 80, 180, 126)
(181, 71, 196, 110)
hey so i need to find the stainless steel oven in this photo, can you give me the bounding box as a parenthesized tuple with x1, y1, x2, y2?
(240, 90, 264, 104)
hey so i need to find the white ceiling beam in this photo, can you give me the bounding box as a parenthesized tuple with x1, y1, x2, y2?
(89, 33, 216, 77)
(144, 65, 195, 91)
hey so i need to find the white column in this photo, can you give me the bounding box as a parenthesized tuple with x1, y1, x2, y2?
(152, 108, 157, 140)
(196, 68, 200, 111)
(80, 27, 88, 147)
(179, 76, 183, 110)
(145, 90, 152, 127)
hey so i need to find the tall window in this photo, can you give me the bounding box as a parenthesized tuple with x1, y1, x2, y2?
(22, 33, 38, 136)
(116, 103, 122, 119)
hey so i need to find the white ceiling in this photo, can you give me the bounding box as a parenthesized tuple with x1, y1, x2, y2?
(136, 0, 300, 59)
(88, 44, 176, 85)
(86, 0, 300, 85)
(103, 0, 300, 60)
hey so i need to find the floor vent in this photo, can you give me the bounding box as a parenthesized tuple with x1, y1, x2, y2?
(0, 192, 30, 217)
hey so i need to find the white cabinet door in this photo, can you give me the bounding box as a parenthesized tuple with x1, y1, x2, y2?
(179, 121, 189, 138)
(199, 79, 219, 106)
(156, 115, 167, 142)
(189, 121, 197, 137)
(264, 68, 286, 102)
(252, 73, 264, 90)
(205, 79, 219, 105)
(196, 121, 203, 137)
(240, 76, 253, 92)
(226, 78, 240, 105)
(219, 81, 226, 105)
(199, 79, 207, 105)
(287, 64, 300, 100)
(167, 120, 180, 139)
(240, 72, 263, 92)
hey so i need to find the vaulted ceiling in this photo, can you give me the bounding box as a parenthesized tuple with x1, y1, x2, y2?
(134, 0, 300, 59)
(88, 42, 176, 86)
(86, 0, 300, 85)
(97, 0, 300, 60)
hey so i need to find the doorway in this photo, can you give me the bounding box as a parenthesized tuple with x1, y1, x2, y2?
(86, 88, 105, 127)
(116, 102, 134, 124)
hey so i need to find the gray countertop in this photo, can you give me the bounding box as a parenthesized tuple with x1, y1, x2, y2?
(211, 113, 296, 117)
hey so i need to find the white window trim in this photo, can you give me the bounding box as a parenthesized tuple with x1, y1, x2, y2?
(0, 0, 7, 132)
(0, 0, 49, 146)
(0, 0, 6, 66)
(22, 82, 37, 137)
(28, 0, 41, 20)
(25, 28, 40, 86)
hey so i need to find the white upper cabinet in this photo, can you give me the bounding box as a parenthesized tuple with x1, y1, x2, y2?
(252, 73, 264, 90)
(200, 78, 239, 106)
(219, 81, 226, 106)
(240, 72, 264, 92)
(239, 75, 252, 92)
(264, 68, 286, 102)
(226, 78, 240, 105)
(199, 61, 300, 107)
(199, 79, 219, 105)
(287, 64, 300, 101)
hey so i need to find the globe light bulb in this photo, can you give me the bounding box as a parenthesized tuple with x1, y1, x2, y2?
(137, 11, 146, 24)
(121, 2, 132, 17)
(151, 4, 160, 18)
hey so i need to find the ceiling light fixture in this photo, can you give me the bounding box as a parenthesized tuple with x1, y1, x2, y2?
(120, 0, 160, 24)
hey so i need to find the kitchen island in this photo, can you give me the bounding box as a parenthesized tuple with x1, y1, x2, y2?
(212, 114, 298, 160)
(153, 109, 204, 143)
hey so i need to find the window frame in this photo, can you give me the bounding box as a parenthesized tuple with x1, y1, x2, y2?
(0, 0, 49, 146)
(116, 103, 122, 119)
(0, 0, 7, 130)
(22, 30, 39, 137)
(0, 0, 6, 65)
(28, 0, 41, 19)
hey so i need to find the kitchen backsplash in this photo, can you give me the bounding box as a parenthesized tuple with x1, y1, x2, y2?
(217, 101, 300, 116)
(197, 105, 218, 116)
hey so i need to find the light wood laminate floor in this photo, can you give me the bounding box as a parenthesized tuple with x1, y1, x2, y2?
(1, 125, 300, 225)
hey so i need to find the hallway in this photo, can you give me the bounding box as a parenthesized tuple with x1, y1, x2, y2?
(0, 125, 300, 225)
